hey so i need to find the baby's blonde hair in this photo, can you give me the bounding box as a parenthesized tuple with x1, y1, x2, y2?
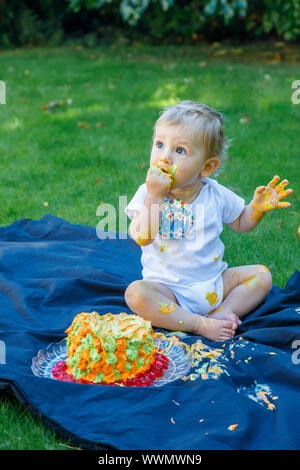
(152, 100, 228, 177)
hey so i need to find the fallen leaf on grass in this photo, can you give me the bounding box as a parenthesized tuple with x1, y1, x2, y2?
(77, 121, 90, 129)
(239, 113, 251, 124)
(213, 49, 227, 56)
(41, 99, 72, 111)
(41, 101, 63, 111)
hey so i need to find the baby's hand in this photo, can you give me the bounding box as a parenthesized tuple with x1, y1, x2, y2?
(146, 167, 171, 200)
(251, 175, 293, 212)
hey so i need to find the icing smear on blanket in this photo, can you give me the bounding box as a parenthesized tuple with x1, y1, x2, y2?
(162, 332, 278, 411)
(237, 382, 278, 411)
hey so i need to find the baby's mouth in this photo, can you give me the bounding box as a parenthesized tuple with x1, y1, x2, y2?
(156, 160, 177, 177)
(151, 162, 177, 190)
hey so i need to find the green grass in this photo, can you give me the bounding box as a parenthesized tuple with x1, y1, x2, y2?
(0, 44, 299, 449)
(0, 390, 81, 450)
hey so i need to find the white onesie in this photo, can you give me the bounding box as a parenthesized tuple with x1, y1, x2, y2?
(125, 177, 245, 315)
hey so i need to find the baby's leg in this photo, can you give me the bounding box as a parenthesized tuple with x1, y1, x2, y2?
(209, 265, 272, 321)
(125, 280, 236, 342)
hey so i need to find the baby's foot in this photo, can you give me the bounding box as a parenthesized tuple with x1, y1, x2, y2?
(209, 307, 241, 328)
(194, 315, 236, 342)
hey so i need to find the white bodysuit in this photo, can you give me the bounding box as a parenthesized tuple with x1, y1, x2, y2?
(125, 177, 245, 315)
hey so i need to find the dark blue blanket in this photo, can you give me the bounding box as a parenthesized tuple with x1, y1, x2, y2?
(0, 214, 299, 450)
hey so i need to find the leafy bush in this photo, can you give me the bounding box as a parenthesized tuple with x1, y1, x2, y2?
(0, 0, 299, 47)
(261, 0, 300, 41)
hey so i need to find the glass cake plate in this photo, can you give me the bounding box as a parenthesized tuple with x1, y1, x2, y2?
(31, 335, 193, 387)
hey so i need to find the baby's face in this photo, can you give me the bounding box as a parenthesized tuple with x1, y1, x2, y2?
(150, 122, 206, 188)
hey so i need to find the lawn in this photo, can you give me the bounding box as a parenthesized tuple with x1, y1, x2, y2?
(0, 43, 299, 449)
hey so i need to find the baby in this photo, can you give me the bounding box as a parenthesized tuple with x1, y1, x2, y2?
(124, 100, 293, 342)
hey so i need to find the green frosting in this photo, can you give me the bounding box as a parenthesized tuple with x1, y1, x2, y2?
(69, 344, 85, 366)
(125, 338, 143, 361)
(94, 328, 102, 338)
(72, 365, 87, 379)
(94, 372, 105, 383)
(129, 337, 144, 345)
(80, 333, 94, 348)
(125, 361, 133, 370)
(67, 338, 102, 372)
(107, 352, 117, 366)
(65, 356, 74, 367)
(136, 356, 144, 369)
(114, 369, 121, 381)
(126, 346, 139, 361)
(151, 166, 161, 175)
(170, 165, 177, 175)
(104, 335, 116, 352)
(89, 347, 101, 362)
(142, 344, 152, 354)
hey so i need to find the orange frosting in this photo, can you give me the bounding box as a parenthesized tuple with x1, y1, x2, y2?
(65, 312, 157, 384)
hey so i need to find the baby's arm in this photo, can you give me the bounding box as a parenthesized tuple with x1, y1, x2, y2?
(238, 175, 293, 232)
(130, 168, 170, 246)
(129, 194, 163, 245)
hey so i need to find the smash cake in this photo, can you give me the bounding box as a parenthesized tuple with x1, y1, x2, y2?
(52, 311, 168, 386)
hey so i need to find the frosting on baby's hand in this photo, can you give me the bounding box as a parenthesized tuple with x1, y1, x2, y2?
(251, 175, 293, 213)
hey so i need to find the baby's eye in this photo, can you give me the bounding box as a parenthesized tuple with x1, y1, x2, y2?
(156, 141, 163, 149)
(176, 147, 186, 155)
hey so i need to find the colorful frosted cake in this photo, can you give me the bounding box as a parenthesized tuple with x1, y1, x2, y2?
(63, 311, 159, 384)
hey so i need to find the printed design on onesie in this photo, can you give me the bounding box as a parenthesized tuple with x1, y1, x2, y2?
(159, 198, 194, 239)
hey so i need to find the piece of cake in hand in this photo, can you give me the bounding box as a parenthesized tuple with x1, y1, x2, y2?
(64, 311, 157, 384)
(151, 162, 177, 191)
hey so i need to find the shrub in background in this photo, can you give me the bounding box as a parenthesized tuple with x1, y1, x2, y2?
(0, 0, 299, 47)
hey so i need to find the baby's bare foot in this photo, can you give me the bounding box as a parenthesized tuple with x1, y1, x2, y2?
(209, 307, 241, 328)
(194, 315, 236, 342)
